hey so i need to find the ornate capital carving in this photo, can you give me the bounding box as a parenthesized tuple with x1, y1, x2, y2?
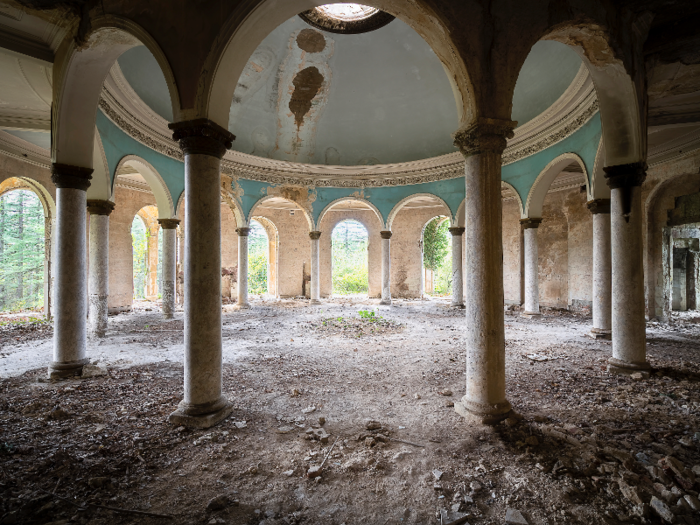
(309, 231, 322, 240)
(453, 117, 517, 157)
(380, 230, 392, 240)
(587, 199, 611, 214)
(603, 162, 647, 189)
(168, 119, 235, 159)
(448, 226, 465, 236)
(86, 199, 115, 216)
(51, 163, 93, 191)
(236, 227, 251, 237)
(158, 218, 181, 229)
(520, 218, 542, 229)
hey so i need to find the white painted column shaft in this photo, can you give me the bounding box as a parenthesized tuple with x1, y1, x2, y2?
(521, 220, 541, 316)
(309, 231, 321, 304)
(159, 219, 179, 319)
(449, 227, 465, 307)
(589, 200, 611, 338)
(87, 201, 113, 338)
(237, 228, 251, 309)
(380, 231, 392, 305)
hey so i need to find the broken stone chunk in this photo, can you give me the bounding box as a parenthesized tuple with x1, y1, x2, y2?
(282, 469, 294, 477)
(306, 466, 321, 478)
(81, 364, 106, 378)
(684, 494, 700, 511)
(46, 406, 71, 420)
(650, 496, 675, 523)
(432, 469, 443, 481)
(364, 420, 382, 430)
(619, 480, 643, 506)
(206, 495, 231, 512)
(439, 390, 452, 396)
(276, 426, 294, 434)
(469, 481, 482, 493)
(301, 406, 316, 414)
(234, 421, 247, 429)
(505, 508, 529, 525)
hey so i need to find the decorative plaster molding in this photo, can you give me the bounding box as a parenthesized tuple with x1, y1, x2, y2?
(0, 129, 50, 169)
(647, 124, 700, 168)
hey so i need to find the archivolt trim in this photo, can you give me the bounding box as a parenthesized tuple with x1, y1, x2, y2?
(386, 193, 452, 230)
(114, 155, 175, 219)
(525, 152, 588, 218)
(248, 195, 314, 231)
(317, 197, 385, 231)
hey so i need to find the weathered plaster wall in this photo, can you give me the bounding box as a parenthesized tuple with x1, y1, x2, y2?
(539, 191, 569, 309)
(564, 189, 593, 311)
(502, 198, 522, 304)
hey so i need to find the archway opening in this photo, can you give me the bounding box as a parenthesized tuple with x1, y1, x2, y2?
(131, 215, 148, 300)
(422, 216, 451, 296)
(0, 189, 45, 312)
(131, 206, 161, 303)
(332, 219, 369, 296)
(248, 219, 269, 296)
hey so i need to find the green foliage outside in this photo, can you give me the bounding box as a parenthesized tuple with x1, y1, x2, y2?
(248, 220, 268, 295)
(332, 220, 368, 295)
(131, 216, 148, 299)
(0, 190, 45, 312)
(423, 217, 452, 295)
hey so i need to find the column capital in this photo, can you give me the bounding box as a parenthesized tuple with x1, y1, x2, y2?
(309, 231, 322, 240)
(587, 199, 611, 214)
(380, 230, 393, 239)
(520, 218, 542, 229)
(448, 226, 465, 236)
(158, 218, 181, 229)
(603, 162, 647, 189)
(168, 119, 235, 159)
(52, 163, 93, 191)
(453, 117, 517, 157)
(236, 227, 251, 237)
(86, 199, 115, 216)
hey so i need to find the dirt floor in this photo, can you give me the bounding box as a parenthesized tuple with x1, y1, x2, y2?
(2, 298, 700, 525)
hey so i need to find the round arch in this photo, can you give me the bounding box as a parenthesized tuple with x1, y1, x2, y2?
(115, 156, 176, 219)
(317, 197, 384, 231)
(0, 176, 56, 220)
(52, 16, 180, 168)
(386, 193, 452, 230)
(199, 1, 476, 131)
(220, 189, 246, 228)
(251, 215, 279, 298)
(248, 195, 314, 230)
(525, 153, 588, 219)
(589, 138, 610, 201)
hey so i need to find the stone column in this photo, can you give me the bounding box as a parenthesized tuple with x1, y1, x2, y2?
(588, 199, 612, 339)
(167, 119, 234, 428)
(236, 227, 251, 309)
(146, 222, 160, 299)
(453, 118, 516, 424)
(449, 227, 465, 307)
(87, 200, 114, 339)
(309, 231, 321, 304)
(604, 162, 650, 377)
(380, 231, 392, 305)
(159, 218, 180, 319)
(520, 218, 542, 317)
(49, 164, 93, 378)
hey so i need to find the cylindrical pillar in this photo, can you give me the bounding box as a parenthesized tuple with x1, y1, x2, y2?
(380, 231, 392, 305)
(236, 227, 251, 309)
(588, 199, 612, 339)
(453, 118, 516, 424)
(49, 164, 93, 378)
(449, 227, 465, 307)
(87, 200, 114, 339)
(520, 218, 542, 317)
(159, 218, 180, 319)
(309, 231, 321, 304)
(605, 163, 649, 377)
(167, 119, 234, 428)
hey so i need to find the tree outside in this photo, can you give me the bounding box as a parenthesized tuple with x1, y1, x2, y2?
(332, 220, 368, 295)
(423, 216, 452, 295)
(131, 216, 148, 299)
(0, 190, 45, 312)
(248, 220, 268, 295)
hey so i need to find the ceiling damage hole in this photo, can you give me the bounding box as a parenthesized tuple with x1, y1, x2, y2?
(289, 66, 324, 128)
(299, 3, 394, 35)
(297, 29, 326, 53)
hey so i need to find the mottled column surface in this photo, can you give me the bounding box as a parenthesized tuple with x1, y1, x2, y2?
(605, 163, 650, 377)
(309, 231, 322, 304)
(87, 200, 114, 339)
(453, 118, 516, 424)
(167, 119, 234, 428)
(50, 164, 93, 378)
(449, 227, 465, 308)
(159, 219, 180, 319)
(520, 218, 542, 317)
(380, 231, 392, 305)
(236, 227, 251, 309)
(588, 199, 612, 339)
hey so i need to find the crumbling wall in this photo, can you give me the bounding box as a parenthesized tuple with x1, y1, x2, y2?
(502, 198, 522, 305)
(319, 210, 382, 298)
(564, 188, 592, 313)
(221, 203, 239, 299)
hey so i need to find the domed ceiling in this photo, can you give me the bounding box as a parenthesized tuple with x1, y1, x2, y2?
(117, 12, 582, 166)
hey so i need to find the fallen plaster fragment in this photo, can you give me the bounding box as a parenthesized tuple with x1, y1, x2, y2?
(505, 508, 529, 525)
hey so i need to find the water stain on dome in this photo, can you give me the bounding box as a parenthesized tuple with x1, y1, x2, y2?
(296, 29, 326, 53)
(289, 66, 324, 128)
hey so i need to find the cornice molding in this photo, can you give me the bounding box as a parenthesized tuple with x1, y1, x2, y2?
(97, 61, 599, 188)
(0, 129, 50, 169)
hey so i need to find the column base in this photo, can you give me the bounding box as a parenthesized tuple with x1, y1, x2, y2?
(379, 299, 392, 306)
(520, 311, 541, 318)
(234, 303, 251, 310)
(310, 299, 322, 305)
(450, 302, 465, 309)
(455, 397, 513, 425)
(607, 357, 651, 378)
(169, 397, 233, 429)
(48, 358, 89, 380)
(162, 313, 174, 320)
(588, 328, 611, 340)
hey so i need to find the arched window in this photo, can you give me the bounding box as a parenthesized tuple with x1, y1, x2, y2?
(422, 216, 451, 296)
(131, 215, 148, 300)
(332, 219, 369, 295)
(248, 219, 269, 295)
